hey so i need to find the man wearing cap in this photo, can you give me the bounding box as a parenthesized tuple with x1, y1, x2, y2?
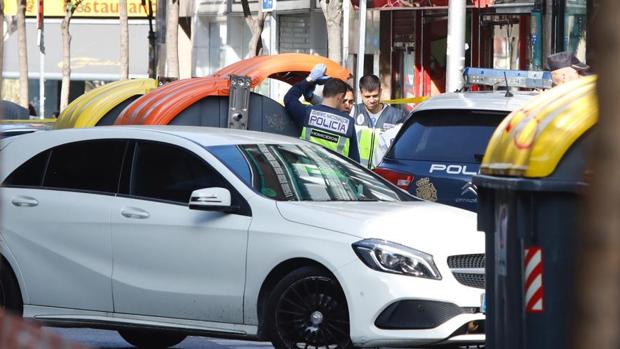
(546, 51, 591, 86)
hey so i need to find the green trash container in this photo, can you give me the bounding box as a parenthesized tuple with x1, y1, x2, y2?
(473, 76, 598, 349)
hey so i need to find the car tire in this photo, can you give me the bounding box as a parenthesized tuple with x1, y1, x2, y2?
(118, 329, 186, 348)
(0, 259, 23, 315)
(265, 266, 353, 349)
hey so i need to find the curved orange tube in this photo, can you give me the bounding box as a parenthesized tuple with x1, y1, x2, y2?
(115, 54, 351, 126)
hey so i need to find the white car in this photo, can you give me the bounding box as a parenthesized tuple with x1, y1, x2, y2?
(0, 126, 485, 348)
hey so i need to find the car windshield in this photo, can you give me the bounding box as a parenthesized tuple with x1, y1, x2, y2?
(389, 109, 507, 163)
(208, 144, 411, 202)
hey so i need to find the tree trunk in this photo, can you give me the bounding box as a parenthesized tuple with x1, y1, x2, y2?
(0, 2, 5, 99)
(60, 0, 82, 112)
(320, 0, 343, 64)
(240, 0, 266, 58)
(17, 0, 28, 109)
(245, 12, 266, 57)
(571, 1, 620, 348)
(120, 0, 129, 80)
(60, 11, 72, 111)
(165, 0, 179, 79)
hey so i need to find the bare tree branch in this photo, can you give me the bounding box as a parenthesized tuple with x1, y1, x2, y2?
(241, 0, 266, 57)
(60, 0, 83, 111)
(319, 0, 343, 63)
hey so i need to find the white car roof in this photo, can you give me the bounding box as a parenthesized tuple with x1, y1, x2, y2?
(3, 125, 305, 148)
(413, 91, 536, 113)
(127, 126, 305, 146)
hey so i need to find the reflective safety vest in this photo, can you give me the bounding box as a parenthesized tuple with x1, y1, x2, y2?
(301, 109, 352, 156)
(356, 126, 381, 168)
(301, 127, 351, 156)
(353, 103, 405, 168)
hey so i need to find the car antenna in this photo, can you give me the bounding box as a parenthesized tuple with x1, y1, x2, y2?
(503, 72, 513, 98)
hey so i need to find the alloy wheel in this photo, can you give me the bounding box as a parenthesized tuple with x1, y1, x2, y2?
(274, 275, 351, 349)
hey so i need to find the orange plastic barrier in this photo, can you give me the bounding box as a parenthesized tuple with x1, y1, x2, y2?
(115, 54, 351, 126)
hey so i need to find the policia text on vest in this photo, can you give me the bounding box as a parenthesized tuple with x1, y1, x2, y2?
(284, 79, 360, 162)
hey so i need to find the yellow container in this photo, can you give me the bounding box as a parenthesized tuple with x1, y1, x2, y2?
(481, 76, 598, 178)
(56, 79, 157, 129)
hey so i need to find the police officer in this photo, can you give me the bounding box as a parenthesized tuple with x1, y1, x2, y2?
(303, 80, 355, 114)
(546, 51, 591, 86)
(284, 64, 360, 162)
(353, 74, 407, 168)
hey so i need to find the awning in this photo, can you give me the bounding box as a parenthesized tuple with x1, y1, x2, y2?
(3, 19, 150, 80)
(196, 0, 313, 15)
(350, 0, 495, 9)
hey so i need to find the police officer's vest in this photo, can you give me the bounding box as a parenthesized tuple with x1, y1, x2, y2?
(356, 126, 380, 168)
(301, 109, 351, 156)
(353, 104, 404, 168)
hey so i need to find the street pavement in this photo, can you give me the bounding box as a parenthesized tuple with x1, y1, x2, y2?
(45, 327, 276, 349)
(47, 327, 481, 349)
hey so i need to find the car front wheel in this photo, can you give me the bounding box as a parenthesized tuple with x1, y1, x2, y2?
(266, 266, 353, 349)
(118, 329, 186, 348)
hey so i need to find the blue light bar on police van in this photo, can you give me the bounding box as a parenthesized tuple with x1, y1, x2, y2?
(463, 67, 553, 89)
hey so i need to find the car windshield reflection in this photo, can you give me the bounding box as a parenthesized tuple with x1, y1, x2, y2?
(208, 144, 410, 202)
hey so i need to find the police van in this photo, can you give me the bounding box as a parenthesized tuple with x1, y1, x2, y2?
(374, 68, 551, 211)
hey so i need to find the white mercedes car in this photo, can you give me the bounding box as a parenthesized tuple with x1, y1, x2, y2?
(0, 126, 485, 348)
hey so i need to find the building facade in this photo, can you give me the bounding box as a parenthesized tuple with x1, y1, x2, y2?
(1, 0, 587, 116)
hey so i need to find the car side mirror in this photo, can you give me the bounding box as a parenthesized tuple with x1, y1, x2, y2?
(189, 187, 234, 212)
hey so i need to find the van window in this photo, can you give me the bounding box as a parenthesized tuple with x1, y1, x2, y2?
(43, 140, 127, 193)
(389, 110, 507, 163)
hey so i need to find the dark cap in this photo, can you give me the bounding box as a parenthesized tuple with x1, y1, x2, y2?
(546, 51, 590, 73)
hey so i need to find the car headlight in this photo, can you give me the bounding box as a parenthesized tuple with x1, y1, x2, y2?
(352, 239, 441, 280)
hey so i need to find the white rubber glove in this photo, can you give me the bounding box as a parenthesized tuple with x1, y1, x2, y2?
(307, 64, 327, 82)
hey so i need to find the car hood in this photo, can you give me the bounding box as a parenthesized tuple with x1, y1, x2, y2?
(276, 201, 483, 256)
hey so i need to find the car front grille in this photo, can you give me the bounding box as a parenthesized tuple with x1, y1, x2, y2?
(447, 254, 485, 289)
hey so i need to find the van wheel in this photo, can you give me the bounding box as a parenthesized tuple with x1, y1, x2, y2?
(266, 266, 353, 349)
(0, 259, 23, 315)
(118, 329, 186, 348)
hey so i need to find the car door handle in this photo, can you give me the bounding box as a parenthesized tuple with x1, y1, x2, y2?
(11, 196, 39, 207)
(120, 208, 150, 219)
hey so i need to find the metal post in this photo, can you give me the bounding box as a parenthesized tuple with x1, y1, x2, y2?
(446, 0, 466, 92)
(228, 75, 251, 129)
(37, 0, 45, 119)
(543, 0, 553, 60)
(355, 0, 367, 102)
(342, 0, 350, 68)
(268, 12, 278, 100)
(39, 47, 44, 119)
(270, 13, 277, 55)
(142, 0, 157, 79)
(156, 0, 167, 79)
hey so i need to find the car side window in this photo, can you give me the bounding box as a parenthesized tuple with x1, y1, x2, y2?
(43, 140, 127, 194)
(3, 150, 51, 187)
(129, 141, 228, 203)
